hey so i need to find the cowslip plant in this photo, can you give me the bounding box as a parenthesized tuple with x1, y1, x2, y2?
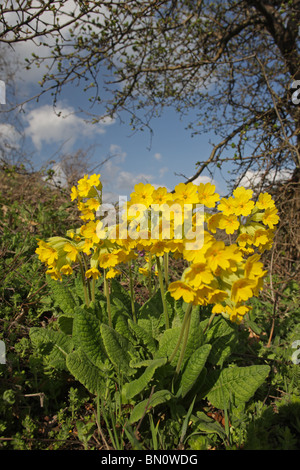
(32, 173, 279, 441)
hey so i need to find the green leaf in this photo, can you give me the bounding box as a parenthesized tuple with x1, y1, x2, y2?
(182, 306, 203, 367)
(155, 326, 181, 365)
(30, 327, 73, 370)
(100, 323, 136, 376)
(205, 365, 270, 409)
(66, 349, 106, 395)
(128, 389, 173, 424)
(123, 357, 167, 400)
(58, 314, 73, 335)
(110, 279, 138, 314)
(73, 308, 106, 370)
(203, 315, 238, 366)
(138, 289, 164, 320)
(47, 275, 78, 315)
(179, 344, 211, 398)
(114, 314, 136, 343)
(128, 319, 158, 354)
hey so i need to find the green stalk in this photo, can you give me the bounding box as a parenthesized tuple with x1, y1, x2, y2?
(169, 303, 193, 365)
(148, 252, 152, 297)
(104, 269, 112, 327)
(202, 311, 216, 335)
(164, 252, 169, 289)
(78, 255, 89, 307)
(91, 277, 95, 303)
(175, 305, 192, 375)
(156, 256, 169, 329)
(82, 254, 92, 303)
(128, 263, 136, 323)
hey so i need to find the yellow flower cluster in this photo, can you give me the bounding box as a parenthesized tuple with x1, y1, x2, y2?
(35, 175, 279, 324)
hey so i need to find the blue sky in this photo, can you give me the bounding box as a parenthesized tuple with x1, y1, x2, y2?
(2, 37, 231, 203)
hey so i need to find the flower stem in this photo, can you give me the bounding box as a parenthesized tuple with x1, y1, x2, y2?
(164, 252, 169, 289)
(104, 269, 112, 328)
(169, 303, 192, 366)
(202, 312, 216, 335)
(91, 277, 95, 303)
(175, 306, 192, 375)
(148, 253, 152, 297)
(79, 255, 89, 307)
(128, 263, 136, 323)
(156, 256, 169, 329)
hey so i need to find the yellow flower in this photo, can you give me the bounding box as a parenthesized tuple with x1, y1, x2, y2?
(80, 221, 100, 244)
(233, 187, 253, 200)
(218, 196, 237, 216)
(98, 251, 119, 269)
(262, 206, 279, 229)
(36, 240, 58, 266)
(256, 192, 275, 210)
(214, 304, 251, 323)
(231, 278, 256, 303)
(149, 240, 170, 257)
(236, 233, 253, 247)
(77, 174, 101, 198)
(183, 263, 214, 287)
(168, 281, 197, 303)
(130, 183, 154, 207)
(85, 267, 101, 279)
(151, 187, 173, 205)
(252, 228, 270, 247)
(139, 267, 150, 277)
(197, 182, 220, 208)
(232, 187, 254, 217)
(63, 243, 79, 262)
(82, 239, 94, 255)
(70, 185, 79, 201)
(85, 198, 100, 212)
(244, 254, 265, 279)
(173, 182, 199, 205)
(207, 289, 228, 304)
(88, 173, 102, 189)
(218, 214, 240, 234)
(207, 213, 222, 233)
(78, 201, 96, 221)
(205, 241, 231, 272)
(60, 264, 73, 276)
(77, 174, 92, 198)
(106, 268, 121, 279)
(46, 266, 62, 281)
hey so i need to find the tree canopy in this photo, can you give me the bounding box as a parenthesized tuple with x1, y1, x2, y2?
(1, 0, 300, 189)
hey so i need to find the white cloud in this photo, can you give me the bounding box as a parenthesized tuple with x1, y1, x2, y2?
(154, 152, 162, 161)
(238, 169, 293, 188)
(190, 174, 215, 186)
(24, 102, 115, 151)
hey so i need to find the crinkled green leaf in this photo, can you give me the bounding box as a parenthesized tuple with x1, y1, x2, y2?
(100, 323, 136, 376)
(128, 319, 158, 354)
(179, 344, 211, 398)
(66, 349, 106, 395)
(73, 308, 106, 370)
(47, 275, 78, 315)
(205, 365, 270, 409)
(30, 327, 73, 370)
(123, 357, 167, 400)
